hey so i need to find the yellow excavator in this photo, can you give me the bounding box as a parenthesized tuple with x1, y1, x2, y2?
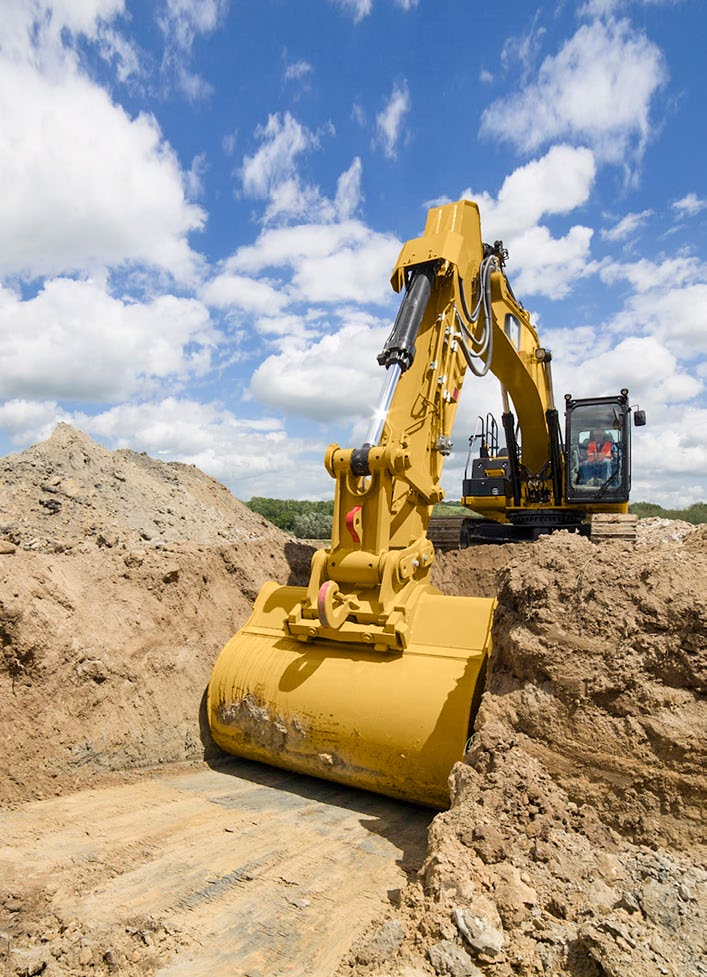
(208, 199, 645, 808)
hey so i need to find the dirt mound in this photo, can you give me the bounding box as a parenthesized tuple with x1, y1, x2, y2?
(430, 543, 521, 598)
(0, 422, 279, 551)
(343, 531, 707, 977)
(0, 425, 314, 805)
(0, 538, 315, 805)
(636, 515, 699, 545)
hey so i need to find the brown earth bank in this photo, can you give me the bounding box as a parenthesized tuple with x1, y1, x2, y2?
(0, 425, 314, 806)
(341, 529, 707, 977)
(1, 426, 705, 976)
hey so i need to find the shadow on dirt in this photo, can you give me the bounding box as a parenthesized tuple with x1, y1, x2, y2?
(284, 539, 317, 586)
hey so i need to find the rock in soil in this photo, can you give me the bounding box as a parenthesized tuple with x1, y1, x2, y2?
(340, 529, 707, 977)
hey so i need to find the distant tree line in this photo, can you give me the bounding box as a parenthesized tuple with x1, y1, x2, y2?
(629, 501, 707, 524)
(248, 497, 707, 538)
(247, 498, 468, 538)
(247, 497, 334, 539)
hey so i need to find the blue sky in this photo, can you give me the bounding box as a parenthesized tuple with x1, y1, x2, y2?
(0, 0, 704, 507)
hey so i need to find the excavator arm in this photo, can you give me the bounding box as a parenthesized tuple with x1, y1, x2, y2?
(288, 200, 557, 651)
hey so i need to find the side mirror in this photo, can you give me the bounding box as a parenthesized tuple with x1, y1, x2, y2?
(634, 409, 646, 427)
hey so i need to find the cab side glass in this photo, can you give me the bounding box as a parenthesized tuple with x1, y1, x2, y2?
(565, 400, 630, 503)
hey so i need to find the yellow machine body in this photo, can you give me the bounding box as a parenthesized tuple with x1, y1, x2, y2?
(208, 198, 637, 805)
(208, 582, 494, 808)
(209, 200, 498, 808)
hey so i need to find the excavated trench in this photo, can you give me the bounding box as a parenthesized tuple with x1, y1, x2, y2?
(0, 427, 705, 977)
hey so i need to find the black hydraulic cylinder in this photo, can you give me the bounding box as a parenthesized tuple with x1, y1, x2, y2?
(502, 411, 522, 507)
(546, 408, 564, 506)
(377, 263, 435, 372)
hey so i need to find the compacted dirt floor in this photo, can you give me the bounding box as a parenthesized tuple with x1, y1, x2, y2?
(0, 426, 704, 977)
(1, 760, 430, 977)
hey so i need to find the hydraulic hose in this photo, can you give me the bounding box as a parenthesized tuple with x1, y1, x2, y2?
(455, 256, 497, 377)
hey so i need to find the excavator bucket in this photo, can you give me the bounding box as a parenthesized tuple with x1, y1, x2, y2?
(208, 583, 495, 808)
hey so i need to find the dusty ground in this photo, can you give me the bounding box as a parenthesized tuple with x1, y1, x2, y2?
(0, 761, 431, 977)
(1, 426, 705, 976)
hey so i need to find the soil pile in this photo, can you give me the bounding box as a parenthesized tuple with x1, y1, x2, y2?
(636, 515, 699, 545)
(0, 422, 278, 551)
(0, 425, 313, 804)
(344, 530, 706, 977)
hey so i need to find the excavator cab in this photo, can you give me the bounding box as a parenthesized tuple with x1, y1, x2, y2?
(564, 391, 639, 504)
(444, 385, 646, 546)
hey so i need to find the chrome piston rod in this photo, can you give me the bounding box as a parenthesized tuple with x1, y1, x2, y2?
(363, 263, 435, 449)
(365, 363, 402, 446)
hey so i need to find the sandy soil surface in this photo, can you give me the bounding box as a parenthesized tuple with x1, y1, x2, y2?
(1, 426, 705, 976)
(0, 759, 430, 977)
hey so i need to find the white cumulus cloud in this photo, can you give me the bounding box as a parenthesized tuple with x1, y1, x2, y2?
(504, 224, 594, 299)
(0, 0, 127, 62)
(375, 80, 411, 160)
(0, 279, 216, 402)
(241, 112, 318, 201)
(201, 274, 288, 315)
(249, 314, 388, 422)
(463, 145, 596, 239)
(239, 113, 362, 226)
(672, 193, 706, 218)
(157, 0, 229, 100)
(613, 283, 707, 360)
(598, 254, 704, 294)
(228, 220, 401, 307)
(460, 145, 597, 298)
(0, 9, 205, 282)
(329, 0, 373, 21)
(481, 17, 667, 168)
(601, 209, 653, 242)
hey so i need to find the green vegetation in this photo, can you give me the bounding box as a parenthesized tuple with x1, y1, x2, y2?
(430, 501, 467, 517)
(248, 497, 707, 538)
(247, 497, 469, 537)
(247, 497, 334, 539)
(629, 501, 707, 524)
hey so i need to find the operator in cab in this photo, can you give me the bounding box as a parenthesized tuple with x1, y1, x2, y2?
(581, 428, 615, 482)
